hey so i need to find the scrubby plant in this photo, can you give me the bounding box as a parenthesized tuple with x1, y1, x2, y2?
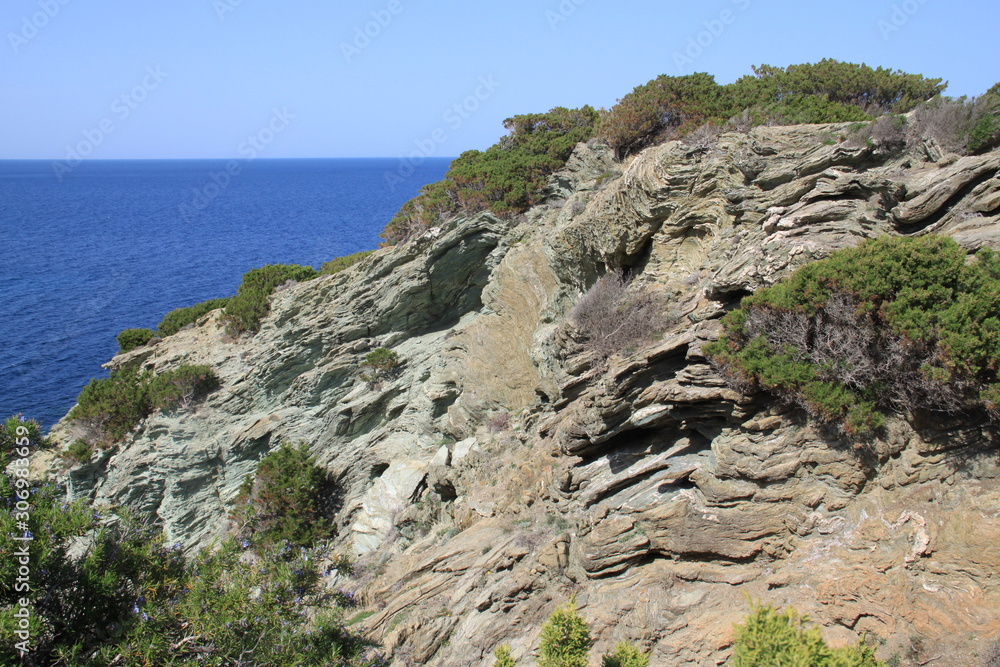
(493, 644, 516, 667)
(601, 641, 650, 667)
(0, 479, 379, 666)
(157, 297, 231, 336)
(908, 95, 1000, 155)
(0, 488, 186, 666)
(63, 438, 95, 464)
(706, 235, 1000, 436)
(222, 264, 319, 336)
(597, 60, 944, 159)
(538, 597, 593, 667)
(1, 415, 49, 463)
(68, 365, 219, 443)
(232, 441, 338, 549)
(116, 328, 156, 354)
(147, 364, 219, 410)
(731, 602, 884, 666)
(360, 347, 401, 388)
(569, 270, 671, 364)
(382, 106, 598, 243)
(321, 250, 375, 275)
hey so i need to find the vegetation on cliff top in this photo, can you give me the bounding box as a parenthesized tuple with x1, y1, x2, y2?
(706, 235, 1000, 436)
(381, 105, 599, 243)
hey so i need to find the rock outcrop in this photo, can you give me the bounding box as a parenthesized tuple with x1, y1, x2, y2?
(52, 124, 1000, 665)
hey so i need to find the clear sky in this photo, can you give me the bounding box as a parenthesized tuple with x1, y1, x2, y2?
(2, 0, 997, 160)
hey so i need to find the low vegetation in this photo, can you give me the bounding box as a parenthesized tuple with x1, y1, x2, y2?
(68, 365, 219, 442)
(0, 472, 378, 666)
(321, 249, 375, 275)
(706, 235, 1000, 436)
(231, 441, 339, 549)
(360, 347, 402, 387)
(116, 328, 156, 354)
(731, 602, 883, 666)
(157, 297, 231, 336)
(382, 106, 599, 244)
(596, 60, 946, 159)
(222, 263, 319, 336)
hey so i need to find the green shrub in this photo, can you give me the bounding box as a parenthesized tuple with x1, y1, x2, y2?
(0, 482, 379, 666)
(538, 597, 593, 667)
(601, 641, 650, 667)
(232, 441, 338, 549)
(68, 365, 219, 443)
(63, 438, 95, 464)
(0, 488, 184, 666)
(222, 264, 319, 336)
(731, 602, 884, 666)
(597, 60, 944, 159)
(360, 348, 401, 387)
(157, 297, 231, 336)
(116, 328, 156, 354)
(147, 364, 220, 410)
(493, 644, 516, 667)
(382, 106, 598, 243)
(706, 235, 1000, 436)
(0, 415, 49, 467)
(109, 538, 378, 666)
(321, 250, 375, 275)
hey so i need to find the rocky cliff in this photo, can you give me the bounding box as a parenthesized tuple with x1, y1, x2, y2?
(50, 122, 1000, 666)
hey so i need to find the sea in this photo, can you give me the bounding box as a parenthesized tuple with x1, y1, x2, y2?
(0, 158, 452, 429)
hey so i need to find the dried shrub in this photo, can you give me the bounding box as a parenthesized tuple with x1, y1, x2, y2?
(682, 122, 723, 152)
(569, 271, 671, 364)
(907, 95, 1000, 155)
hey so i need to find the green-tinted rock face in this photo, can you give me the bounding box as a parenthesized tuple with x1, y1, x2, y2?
(50, 125, 1000, 666)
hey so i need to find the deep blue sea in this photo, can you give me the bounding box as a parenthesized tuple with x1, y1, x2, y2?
(0, 158, 451, 429)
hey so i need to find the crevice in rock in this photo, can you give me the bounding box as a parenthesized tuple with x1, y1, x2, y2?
(896, 167, 999, 234)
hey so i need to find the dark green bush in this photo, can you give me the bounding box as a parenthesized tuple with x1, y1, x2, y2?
(0, 488, 185, 666)
(382, 106, 598, 243)
(731, 602, 883, 666)
(232, 441, 338, 549)
(116, 328, 156, 354)
(597, 60, 945, 159)
(68, 365, 219, 443)
(147, 364, 220, 410)
(0, 415, 49, 467)
(63, 438, 95, 464)
(706, 235, 1000, 436)
(222, 264, 319, 336)
(157, 297, 231, 336)
(360, 348, 401, 387)
(0, 483, 378, 666)
(321, 250, 375, 275)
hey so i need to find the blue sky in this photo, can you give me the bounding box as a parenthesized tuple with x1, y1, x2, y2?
(2, 0, 997, 159)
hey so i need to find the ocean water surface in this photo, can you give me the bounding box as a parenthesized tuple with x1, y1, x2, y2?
(0, 158, 451, 428)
